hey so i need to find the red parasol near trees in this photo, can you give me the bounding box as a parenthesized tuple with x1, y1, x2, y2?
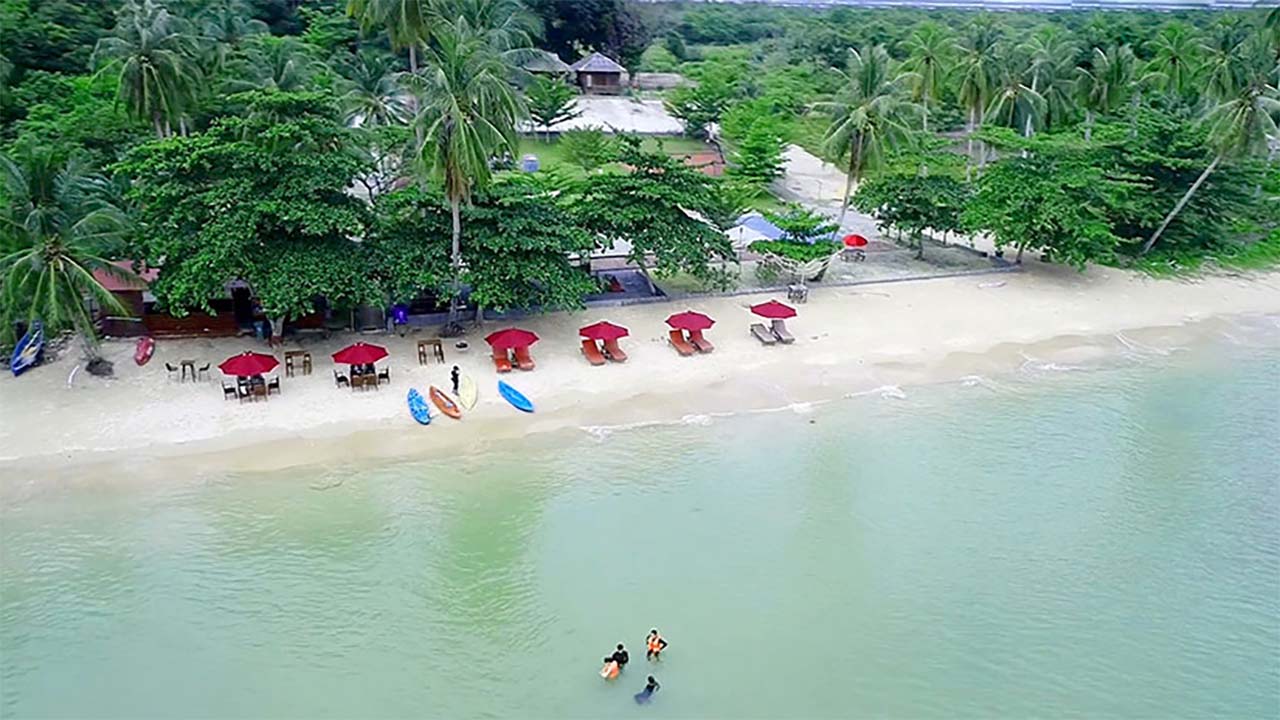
(579, 321, 630, 341)
(219, 351, 279, 376)
(750, 300, 797, 319)
(332, 342, 388, 365)
(665, 311, 715, 331)
(485, 328, 539, 350)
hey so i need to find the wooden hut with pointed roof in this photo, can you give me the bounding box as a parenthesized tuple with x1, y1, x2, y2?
(570, 52, 627, 95)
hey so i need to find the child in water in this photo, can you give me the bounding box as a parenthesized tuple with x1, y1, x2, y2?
(634, 675, 660, 704)
(600, 657, 620, 680)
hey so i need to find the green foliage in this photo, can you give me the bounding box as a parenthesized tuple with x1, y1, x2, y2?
(0, 0, 116, 76)
(91, 0, 202, 135)
(5, 72, 146, 167)
(571, 136, 736, 288)
(727, 121, 786, 187)
(525, 76, 580, 137)
(0, 147, 132, 349)
(762, 204, 839, 246)
(116, 91, 377, 320)
(664, 55, 747, 138)
(368, 177, 597, 312)
(559, 127, 615, 171)
(854, 170, 971, 257)
(748, 239, 839, 264)
(963, 136, 1129, 268)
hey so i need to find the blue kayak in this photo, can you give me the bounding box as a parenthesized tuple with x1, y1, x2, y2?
(407, 388, 432, 425)
(10, 321, 44, 377)
(497, 380, 534, 413)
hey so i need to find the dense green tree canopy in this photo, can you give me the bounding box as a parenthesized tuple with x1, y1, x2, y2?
(116, 91, 376, 320)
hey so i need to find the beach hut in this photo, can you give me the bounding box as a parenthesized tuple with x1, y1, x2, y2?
(485, 328, 539, 372)
(524, 53, 574, 81)
(570, 52, 627, 95)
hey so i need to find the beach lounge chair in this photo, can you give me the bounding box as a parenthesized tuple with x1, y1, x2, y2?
(688, 329, 715, 354)
(603, 339, 628, 363)
(770, 319, 795, 344)
(514, 346, 536, 371)
(750, 323, 778, 346)
(668, 329, 695, 356)
(333, 369, 349, 387)
(581, 339, 607, 366)
(492, 348, 513, 373)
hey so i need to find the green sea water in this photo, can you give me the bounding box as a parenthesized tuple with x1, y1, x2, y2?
(2, 335, 1278, 719)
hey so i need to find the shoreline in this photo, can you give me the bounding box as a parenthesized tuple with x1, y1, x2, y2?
(2, 263, 1279, 482)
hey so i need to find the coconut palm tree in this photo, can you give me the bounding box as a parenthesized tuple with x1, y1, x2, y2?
(337, 50, 413, 128)
(0, 149, 135, 353)
(954, 19, 1003, 179)
(92, 0, 201, 137)
(409, 11, 525, 324)
(901, 23, 951, 137)
(347, 0, 434, 74)
(1075, 44, 1136, 142)
(986, 64, 1047, 141)
(224, 36, 319, 93)
(1021, 26, 1078, 132)
(199, 0, 268, 72)
(816, 45, 919, 225)
(1142, 35, 1279, 255)
(1143, 23, 1202, 104)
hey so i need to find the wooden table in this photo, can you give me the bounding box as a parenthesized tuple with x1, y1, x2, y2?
(418, 339, 444, 365)
(284, 351, 312, 377)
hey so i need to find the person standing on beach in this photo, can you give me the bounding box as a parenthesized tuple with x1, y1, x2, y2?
(451, 365, 460, 395)
(646, 629, 667, 661)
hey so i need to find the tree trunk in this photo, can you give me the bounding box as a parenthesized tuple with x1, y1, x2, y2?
(838, 133, 863, 226)
(449, 195, 463, 323)
(1084, 110, 1094, 143)
(965, 107, 976, 182)
(914, 231, 925, 260)
(921, 104, 930, 176)
(269, 315, 285, 348)
(1015, 245, 1024, 264)
(1142, 153, 1221, 256)
(153, 114, 164, 137)
(409, 44, 423, 145)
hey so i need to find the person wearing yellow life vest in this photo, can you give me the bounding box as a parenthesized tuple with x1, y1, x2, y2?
(645, 629, 668, 661)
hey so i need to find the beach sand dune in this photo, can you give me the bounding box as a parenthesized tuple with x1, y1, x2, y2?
(1, 263, 1278, 474)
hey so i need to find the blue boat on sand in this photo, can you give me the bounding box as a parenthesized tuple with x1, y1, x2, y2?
(407, 388, 432, 425)
(10, 321, 44, 377)
(498, 380, 534, 413)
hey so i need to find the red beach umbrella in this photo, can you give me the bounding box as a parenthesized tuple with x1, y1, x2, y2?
(219, 351, 279, 377)
(332, 342, 388, 365)
(665, 311, 715, 331)
(485, 328, 539, 350)
(579, 321, 630, 341)
(843, 234, 868, 247)
(750, 300, 797, 319)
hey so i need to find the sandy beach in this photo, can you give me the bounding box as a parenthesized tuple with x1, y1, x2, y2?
(2, 260, 1279, 476)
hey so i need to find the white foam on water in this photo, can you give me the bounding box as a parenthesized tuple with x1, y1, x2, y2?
(1018, 353, 1087, 374)
(845, 384, 907, 400)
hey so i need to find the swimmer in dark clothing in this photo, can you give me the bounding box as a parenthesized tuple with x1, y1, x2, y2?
(611, 643, 629, 668)
(634, 675, 660, 704)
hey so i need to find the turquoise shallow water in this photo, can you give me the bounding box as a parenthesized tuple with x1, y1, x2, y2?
(2, 340, 1278, 719)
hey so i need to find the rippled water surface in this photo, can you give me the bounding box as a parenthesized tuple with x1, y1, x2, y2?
(3, 344, 1278, 719)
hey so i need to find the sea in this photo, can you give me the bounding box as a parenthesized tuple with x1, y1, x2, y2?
(2, 318, 1278, 719)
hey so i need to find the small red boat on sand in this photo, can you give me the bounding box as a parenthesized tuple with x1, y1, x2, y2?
(134, 337, 155, 366)
(429, 386, 461, 419)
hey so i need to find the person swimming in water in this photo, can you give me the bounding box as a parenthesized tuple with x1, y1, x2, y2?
(600, 656, 619, 680)
(645, 629, 667, 661)
(611, 643, 629, 669)
(634, 675, 660, 704)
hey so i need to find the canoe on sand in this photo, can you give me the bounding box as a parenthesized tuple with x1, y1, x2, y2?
(457, 374, 478, 410)
(429, 386, 461, 419)
(497, 380, 533, 413)
(407, 389, 431, 425)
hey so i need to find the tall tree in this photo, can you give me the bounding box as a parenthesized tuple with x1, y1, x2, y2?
(0, 148, 134, 353)
(409, 10, 526, 325)
(1076, 44, 1136, 142)
(987, 59, 1047, 141)
(1143, 23, 1202, 104)
(336, 49, 412, 128)
(347, 0, 434, 73)
(224, 36, 319, 93)
(116, 91, 377, 337)
(954, 18, 1003, 179)
(1142, 35, 1278, 255)
(816, 45, 918, 224)
(92, 0, 201, 137)
(901, 22, 951, 137)
(1021, 26, 1078, 132)
(525, 75, 581, 139)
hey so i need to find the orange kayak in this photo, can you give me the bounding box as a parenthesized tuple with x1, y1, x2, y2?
(429, 386, 461, 419)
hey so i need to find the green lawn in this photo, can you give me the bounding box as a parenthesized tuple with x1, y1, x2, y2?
(517, 135, 715, 172)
